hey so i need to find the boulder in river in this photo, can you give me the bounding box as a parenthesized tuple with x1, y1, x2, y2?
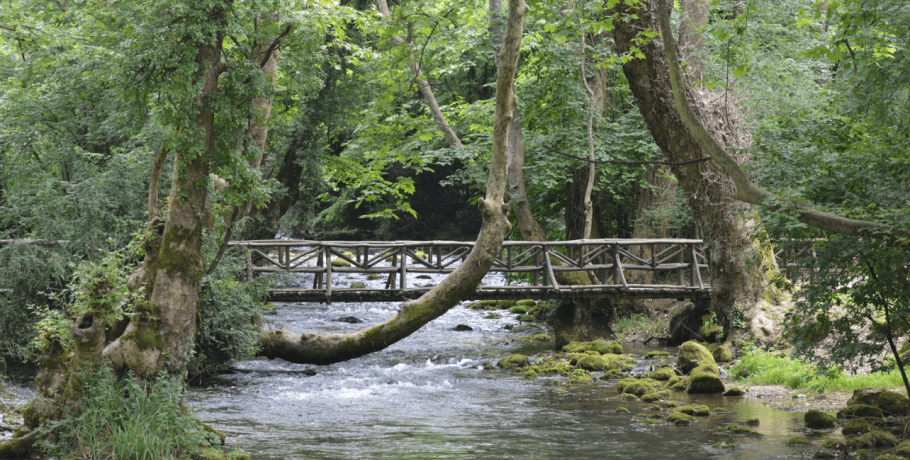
(452, 324, 473, 332)
(837, 404, 884, 419)
(333, 316, 363, 324)
(677, 341, 716, 374)
(686, 363, 725, 394)
(804, 410, 836, 429)
(497, 354, 530, 370)
(845, 388, 910, 417)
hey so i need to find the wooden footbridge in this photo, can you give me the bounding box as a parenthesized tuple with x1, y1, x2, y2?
(226, 239, 714, 303)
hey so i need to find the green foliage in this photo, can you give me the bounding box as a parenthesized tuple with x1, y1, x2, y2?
(38, 364, 220, 460)
(189, 244, 271, 377)
(29, 250, 135, 354)
(730, 348, 906, 392)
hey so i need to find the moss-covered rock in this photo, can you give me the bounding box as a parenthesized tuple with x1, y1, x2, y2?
(838, 404, 884, 419)
(842, 417, 874, 435)
(600, 368, 623, 380)
(723, 387, 745, 396)
(786, 437, 811, 445)
(686, 363, 725, 394)
(516, 299, 536, 306)
(497, 354, 529, 370)
(743, 419, 760, 426)
(575, 355, 610, 371)
(350, 282, 366, 288)
(710, 345, 733, 363)
(895, 440, 910, 456)
(677, 404, 711, 416)
(878, 391, 910, 416)
(517, 334, 551, 343)
(331, 258, 351, 267)
(668, 411, 696, 425)
(261, 303, 279, 315)
(367, 274, 381, 280)
(656, 400, 682, 408)
(563, 340, 623, 354)
(668, 377, 689, 391)
(648, 367, 677, 381)
(484, 313, 502, 319)
(804, 410, 837, 429)
(844, 430, 898, 449)
(677, 341, 717, 374)
(637, 417, 666, 425)
(509, 305, 531, 314)
(716, 424, 759, 435)
(617, 378, 657, 397)
(567, 374, 594, 384)
(516, 314, 535, 322)
(640, 392, 662, 402)
(644, 351, 671, 359)
(619, 392, 640, 400)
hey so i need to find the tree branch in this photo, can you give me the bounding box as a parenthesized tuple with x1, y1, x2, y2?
(540, 144, 712, 166)
(654, 0, 909, 243)
(256, 23, 293, 68)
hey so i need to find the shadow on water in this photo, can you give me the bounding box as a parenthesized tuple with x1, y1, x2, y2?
(185, 267, 839, 460)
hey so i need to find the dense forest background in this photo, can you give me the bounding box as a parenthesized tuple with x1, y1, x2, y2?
(0, 0, 907, 377)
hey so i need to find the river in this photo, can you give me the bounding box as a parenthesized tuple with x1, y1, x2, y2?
(183, 266, 839, 459)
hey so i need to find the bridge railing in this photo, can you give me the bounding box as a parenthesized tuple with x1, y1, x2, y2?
(226, 238, 710, 302)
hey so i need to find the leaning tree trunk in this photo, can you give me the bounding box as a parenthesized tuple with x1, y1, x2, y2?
(257, 0, 529, 365)
(610, 0, 780, 344)
(499, 4, 613, 349)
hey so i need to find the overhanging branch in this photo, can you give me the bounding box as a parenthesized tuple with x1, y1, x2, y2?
(540, 144, 712, 166)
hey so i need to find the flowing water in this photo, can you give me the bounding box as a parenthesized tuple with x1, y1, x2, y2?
(183, 262, 843, 460)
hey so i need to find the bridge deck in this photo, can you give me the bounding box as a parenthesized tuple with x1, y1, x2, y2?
(225, 238, 715, 303)
(268, 285, 712, 303)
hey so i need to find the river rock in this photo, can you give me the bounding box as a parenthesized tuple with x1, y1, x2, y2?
(416, 275, 432, 279)
(846, 388, 910, 416)
(838, 404, 884, 419)
(686, 363, 725, 394)
(333, 316, 363, 324)
(452, 324, 473, 332)
(648, 367, 676, 381)
(709, 344, 733, 363)
(617, 378, 656, 397)
(677, 341, 716, 374)
(497, 354, 529, 370)
(804, 410, 836, 429)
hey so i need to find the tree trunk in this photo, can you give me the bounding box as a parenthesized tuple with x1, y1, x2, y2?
(258, 0, 528, 365)
(104, 39, 223, 378)
(611, 0, 779, 344)
(499, 6, 613, 349)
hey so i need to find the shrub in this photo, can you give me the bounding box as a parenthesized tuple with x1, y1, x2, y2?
(38, 364, 220, 459)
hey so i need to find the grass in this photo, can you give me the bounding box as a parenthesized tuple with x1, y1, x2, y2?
(38, 363, 226, 460)
(730, 349, 907, 393)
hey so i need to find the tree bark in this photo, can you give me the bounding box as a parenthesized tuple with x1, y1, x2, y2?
(258, 0, 528, 365)
(104, 38, 224, 378)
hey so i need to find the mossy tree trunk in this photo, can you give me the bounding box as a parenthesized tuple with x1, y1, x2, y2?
(610, 0, 778, 344)
(258, 0, 529, 365)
